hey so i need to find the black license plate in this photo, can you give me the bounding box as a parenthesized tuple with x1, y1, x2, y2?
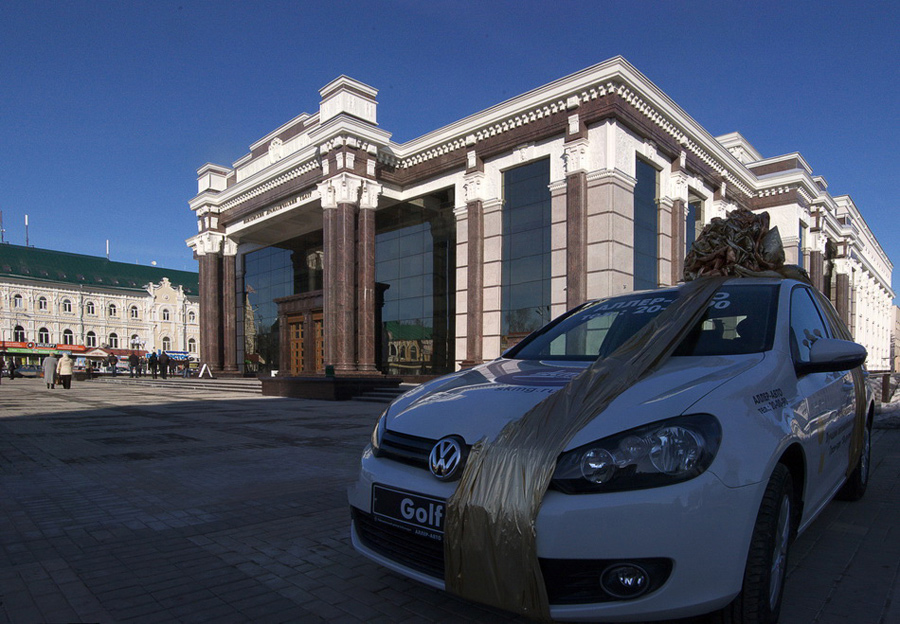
(372, 484, 446, 538)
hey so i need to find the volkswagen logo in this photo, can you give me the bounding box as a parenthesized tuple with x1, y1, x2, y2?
(429, 436, 466, 481)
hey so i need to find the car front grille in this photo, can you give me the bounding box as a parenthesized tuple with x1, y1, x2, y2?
(352, 507, 444, 579)
(375, 430, 437, 469)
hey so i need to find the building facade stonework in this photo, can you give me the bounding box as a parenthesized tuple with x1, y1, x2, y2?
(0, 244, 200, 365)
(187, 57, 894, 377)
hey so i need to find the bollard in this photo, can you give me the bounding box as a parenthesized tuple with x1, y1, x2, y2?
(883, 373, 894, 403)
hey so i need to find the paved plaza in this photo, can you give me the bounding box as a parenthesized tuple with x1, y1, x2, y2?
(0, 377, 898, 623)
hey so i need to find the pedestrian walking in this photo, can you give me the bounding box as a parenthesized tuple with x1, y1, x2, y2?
(158, 351, 170, 379)
(56, 353, 74, 389)
(7, 358, 16, 381)
(0, 356, 4, 384)
(85, 361, 93, 380)
(148, 352, 159, 379)
(42, 354, 60, 389)
(108, 354, 118, 376)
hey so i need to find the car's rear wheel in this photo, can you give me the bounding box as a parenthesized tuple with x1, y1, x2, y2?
(835, 415, 872, 501)
(714, 463, 794, 624)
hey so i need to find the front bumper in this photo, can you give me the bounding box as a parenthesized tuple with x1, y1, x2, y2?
(348, 447, 765, 622)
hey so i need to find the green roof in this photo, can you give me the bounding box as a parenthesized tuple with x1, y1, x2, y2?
(0, 243, 199, 295)
(384, 321, 432, 341)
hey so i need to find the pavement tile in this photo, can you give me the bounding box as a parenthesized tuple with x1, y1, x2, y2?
(2, 378, 899, 624)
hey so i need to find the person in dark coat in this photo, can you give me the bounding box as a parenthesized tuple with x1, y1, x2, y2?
(108, 354, 118, 376)
(85, 361, 93, 380)
(158, 351, 170, 379)
(128, 352, 139, 378)
(148, 352, 158, 379)
(0, 357, 4, 384)
(7, 358, 16, 380)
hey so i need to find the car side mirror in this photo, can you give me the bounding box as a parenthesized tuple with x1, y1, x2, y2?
(795, 338, 867, 376)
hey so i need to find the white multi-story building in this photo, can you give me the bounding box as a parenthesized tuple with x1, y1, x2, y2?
(186, 56, 894, 379)
(0, 243, 200, 366)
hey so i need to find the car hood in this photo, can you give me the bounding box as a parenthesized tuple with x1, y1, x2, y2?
(386, 355, 763, 449)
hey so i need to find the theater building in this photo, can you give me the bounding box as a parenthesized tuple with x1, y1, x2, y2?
(186, 56, 894, 380)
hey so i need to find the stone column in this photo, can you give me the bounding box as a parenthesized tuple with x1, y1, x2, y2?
(318, 173, 363, 374)
(566, 169, 587, 309)
(809, 250, 825, 292)
(671, 199, 686, 283)
(464, 198, 484, 367)
(357, 180, 382, 372)
(836, 273, 851, 328)
(585, 169, 637, 300)
(222, 238, 238, 372)
(198, 251, 222, 371)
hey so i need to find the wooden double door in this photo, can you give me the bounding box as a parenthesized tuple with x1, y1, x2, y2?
(287, 311, 324, 375)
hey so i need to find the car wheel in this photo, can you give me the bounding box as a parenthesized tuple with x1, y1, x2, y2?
(835, 416, 871, 502)
(714, 463, 794, 624)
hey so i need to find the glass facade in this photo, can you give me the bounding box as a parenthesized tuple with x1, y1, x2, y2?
(375, 200, 455, 376)
(634, 158, 659, 291)
(500, 158, 551, 350)
(240, 200, 455, 377)
(241, 230, 323, 374)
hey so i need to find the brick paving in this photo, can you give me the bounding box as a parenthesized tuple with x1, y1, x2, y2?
(0, 376, 897, 623)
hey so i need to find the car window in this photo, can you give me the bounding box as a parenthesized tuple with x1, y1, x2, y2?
(508, 284, 779, 361)
(789, 287, 830, 364)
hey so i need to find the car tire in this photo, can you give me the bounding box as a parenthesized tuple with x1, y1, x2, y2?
(835, 415, 871, 502)
(713, 463, 794, 624)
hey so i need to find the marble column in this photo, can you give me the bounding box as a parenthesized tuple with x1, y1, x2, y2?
(566, 171, 587, 309)
(199, 253, 222, 370)
(319, 174, 363, 374)
(671, 199, 686, 283)
(809, 250, 825, 292)
(222, 240, 238, 372)
(357, 180, 382, 372)
(464, 199, 484, 367)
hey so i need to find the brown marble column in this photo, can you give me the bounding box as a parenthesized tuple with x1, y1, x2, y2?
(809, 250, 825, 292)
(357, 204, 377, 371)
(463, 200, 484, 367)
(566, 171, 587, 309)
(671, 199, 686, 284)
(222, 251, 237, 371)
(836, 273, 851, 328)
(335, 202, 358, 372)
(199, 253, 222, 370)
(322, 204, 337, 368)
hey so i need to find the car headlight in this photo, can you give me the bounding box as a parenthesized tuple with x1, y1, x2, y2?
(370, 410, 388, 453)
(551, 414, 722, 494)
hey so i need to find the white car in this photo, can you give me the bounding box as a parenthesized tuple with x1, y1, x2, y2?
(349, 278, 872, 623)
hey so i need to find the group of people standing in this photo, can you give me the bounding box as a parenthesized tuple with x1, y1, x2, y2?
(122, 351, 187, 379)
(41, 353, 75, 389)
(125, 351, 175, 379)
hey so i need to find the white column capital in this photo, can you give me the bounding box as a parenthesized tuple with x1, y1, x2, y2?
(317, 172, 365, 209)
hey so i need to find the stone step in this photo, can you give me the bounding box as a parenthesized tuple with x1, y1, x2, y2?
(95, 377, 262, 394)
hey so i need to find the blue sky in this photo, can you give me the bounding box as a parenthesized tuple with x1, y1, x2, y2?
(1, 1, 897, 298)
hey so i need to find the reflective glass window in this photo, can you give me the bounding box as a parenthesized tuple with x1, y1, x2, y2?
(376, 199, 456, 375)
(242, 230, 324, 374)
(501, 158, 551, 349)
(790, 287, 830, 364)
(634, 158, 659, 290)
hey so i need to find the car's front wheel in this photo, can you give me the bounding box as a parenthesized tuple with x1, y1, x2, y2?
(714, 463, 794, 624)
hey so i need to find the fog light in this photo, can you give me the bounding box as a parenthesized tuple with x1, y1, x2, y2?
(600, 563, 650, 599)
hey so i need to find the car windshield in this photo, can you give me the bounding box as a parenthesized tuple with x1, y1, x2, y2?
(506, 283, 779, 361)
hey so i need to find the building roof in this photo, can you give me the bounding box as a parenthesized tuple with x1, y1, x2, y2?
(0, 243, 199, 295)
(385, 321, 432, 341)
